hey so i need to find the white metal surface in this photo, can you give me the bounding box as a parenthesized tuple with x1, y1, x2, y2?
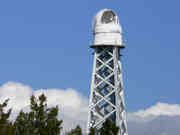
(92, 9, 124, 48)
(87, 9, 128, 135)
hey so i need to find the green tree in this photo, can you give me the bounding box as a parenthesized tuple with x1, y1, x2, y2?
(0, 99, 15, 135)
(89, 119, 119, 135)
(14, 94, 63, 135)
(99, 119, 119, 135)
(66, 125, 83, 135)
(88, 127, 96, 135)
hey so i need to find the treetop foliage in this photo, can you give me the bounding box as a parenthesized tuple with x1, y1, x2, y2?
(0, 99, 15, 135)
(0, 94, 120, 135)
(14, 94, 63, 135)
(66, 125, 83, 135)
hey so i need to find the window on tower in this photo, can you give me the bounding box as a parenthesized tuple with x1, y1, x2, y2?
(101, 11, 115, 24)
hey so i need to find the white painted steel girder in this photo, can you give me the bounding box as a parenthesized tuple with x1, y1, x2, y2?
(87, 47, 128, 135)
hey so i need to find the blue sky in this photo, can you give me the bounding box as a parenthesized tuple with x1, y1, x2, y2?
(0, 0, 180, 112)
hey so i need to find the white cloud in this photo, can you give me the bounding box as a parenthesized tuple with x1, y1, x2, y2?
(0, 82, 32, 110)
(127, 103, 180, 135)
(0, 81, 180, 135)
(128, 102, 180, 135)
(131, 102, 180, 118)
(0, 81, 88, 133)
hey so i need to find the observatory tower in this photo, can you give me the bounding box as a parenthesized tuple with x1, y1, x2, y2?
(87, 9, 128, 135)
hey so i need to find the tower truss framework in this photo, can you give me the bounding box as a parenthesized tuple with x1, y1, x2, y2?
(87, 46, 128, 135)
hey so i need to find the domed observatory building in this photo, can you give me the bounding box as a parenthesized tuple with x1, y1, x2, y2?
(87, 9, 128, 135)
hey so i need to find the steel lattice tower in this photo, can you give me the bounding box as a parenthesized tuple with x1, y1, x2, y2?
(87, 9, 128, 135)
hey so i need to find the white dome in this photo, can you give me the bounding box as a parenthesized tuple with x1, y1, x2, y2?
(91, 9, 124, 48)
